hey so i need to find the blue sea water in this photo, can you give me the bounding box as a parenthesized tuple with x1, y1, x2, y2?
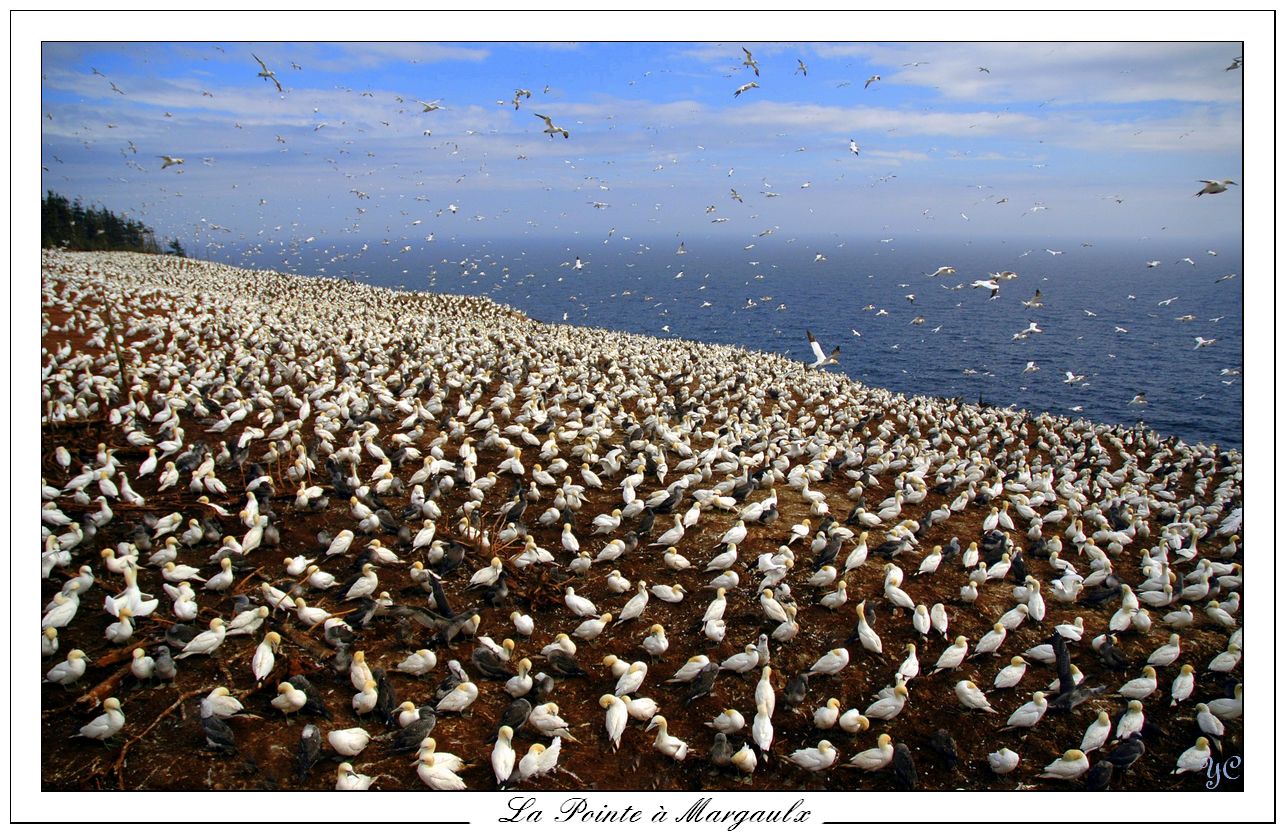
(222, 235, 1243, 451)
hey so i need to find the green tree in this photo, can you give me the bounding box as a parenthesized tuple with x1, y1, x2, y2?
(41, 191, 173, 255)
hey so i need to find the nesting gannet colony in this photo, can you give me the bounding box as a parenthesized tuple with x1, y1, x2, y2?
(40, 249, 1242, 791)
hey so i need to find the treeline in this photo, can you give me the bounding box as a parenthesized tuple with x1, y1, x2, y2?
(42, 191, 185, 257)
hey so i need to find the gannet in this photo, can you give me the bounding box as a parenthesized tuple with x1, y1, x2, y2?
(252, 54, 283, 93)
(534, 112, 569, 138)
(1173, 737, 1211, 774)
(77, 697, 125, 741)
(806, 330, 840, 368)
(1040, 749, 1089, 780)
(847, 734, 893, 771)
(1194, 179, 1235, 196)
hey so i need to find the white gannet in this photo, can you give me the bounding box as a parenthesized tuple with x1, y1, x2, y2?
(789, 739, 838, 772)
(1039, 749, 1089, 780)
(706, 708, 746, 734)
(955, 680, 997, 713)
(77, 697, 125, 741)
(992, 656, 1028, 690)
(176, 617, 226, 659)
(933, 636, 969, 673)
(328, 727, 371, 757)
(534, 112, 569, 139)
(492, 725, 517, 784)
(1080, 710, 1112, 752)
(252, 632, 281, 680)
(335, 762, 377, 791)
(1005, 691, 1047, 729)
(252, 54, 283, 92)
(46, 648, 88, 686)
(988, 747, 1020, 774)
(1173, 737, 1212, 774)
(865, 684, 908, 721)
(646, 715, 688, 760)
(847, 733, 893, 771)
(806, 330, 840, 368)
(1194, 179, 1236, 196)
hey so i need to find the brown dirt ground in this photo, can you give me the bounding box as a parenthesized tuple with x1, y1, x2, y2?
(39, 269, 1243, 792)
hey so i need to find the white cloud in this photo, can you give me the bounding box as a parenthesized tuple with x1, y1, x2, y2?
(819, 42, 1243, 107)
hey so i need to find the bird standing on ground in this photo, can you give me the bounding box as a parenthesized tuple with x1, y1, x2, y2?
(77, 697, 125, 741)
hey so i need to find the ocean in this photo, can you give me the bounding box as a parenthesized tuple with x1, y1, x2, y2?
(220, 235, 1243, 450)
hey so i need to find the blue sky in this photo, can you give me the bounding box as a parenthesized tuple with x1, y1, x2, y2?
(12, 11, 1276, 824)
(35, 30, 1246, 255)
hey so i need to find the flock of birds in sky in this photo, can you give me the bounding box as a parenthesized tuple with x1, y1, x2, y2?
(47, 47, 1242, 422)
(40, 241, 1243, 792)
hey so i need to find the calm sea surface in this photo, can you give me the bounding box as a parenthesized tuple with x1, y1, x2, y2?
(221, 235, 1243, 450)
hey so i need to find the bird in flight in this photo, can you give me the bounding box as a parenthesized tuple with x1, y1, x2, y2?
(925, 266, 956, 278)
(796, 59, 808, 76)
(806, 331, 840, 369)
(1194, 179, 1236, 196)
(109, 81, 125, 95)
(417, 99, 445, 112)
(849, 139, 861, 155)
(534, 113, 569, 138)
(512, 89, 532, 110)
(253, 54, 283, 93)
(978, 66, 991, 73)
(734, 81, 760, 98)
(159, 155, 184, 169)
(1226, 56, 1242, 71)
(864, 75, 881, 89)
(742, 47, 760, 77)
(971, 279, 1000, 299)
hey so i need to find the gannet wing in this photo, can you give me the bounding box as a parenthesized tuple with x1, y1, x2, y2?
(806, 331, 827, 365)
